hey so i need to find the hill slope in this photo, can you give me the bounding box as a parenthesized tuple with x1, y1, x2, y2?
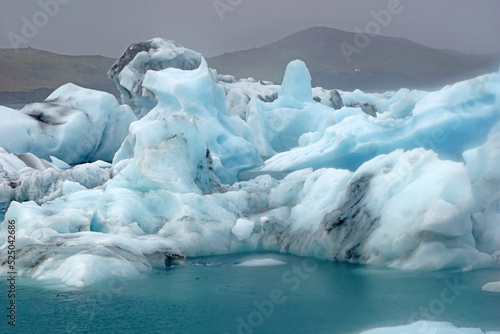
(1, 28, 499, 105)
(207, 27, 499, 91)
(0, 48, 117, 104)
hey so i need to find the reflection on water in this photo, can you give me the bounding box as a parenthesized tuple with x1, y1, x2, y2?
(0, 253, 499, 334)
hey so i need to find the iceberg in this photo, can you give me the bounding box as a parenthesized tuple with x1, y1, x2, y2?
(2, 145, 498, 285)
(218, 74, 345, 122)
(108, 38, 203, 118)
(465, 128, 500, 256)
(0, 39, 499, 288)
(1, 148, 56, 220)
(112, 55, 263, 184)
(246, 60, 336, 156)
(264, 72, 500, 172)
(0, 148, 111, 222)
(0, 84, 136, 165)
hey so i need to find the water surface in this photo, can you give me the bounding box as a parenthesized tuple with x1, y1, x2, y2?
(1, 253, 499, 333)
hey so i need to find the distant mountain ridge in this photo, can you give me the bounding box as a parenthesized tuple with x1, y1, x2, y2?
(0, 47, 117, 105)
(207, 27, 499, 91)
(1, 27, 499, 105)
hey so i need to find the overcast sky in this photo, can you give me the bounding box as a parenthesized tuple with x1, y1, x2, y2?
(1, 0, 499, 58)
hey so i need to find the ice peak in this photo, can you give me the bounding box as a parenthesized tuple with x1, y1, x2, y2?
(278, 60, 313, 102)
(108, 38, 203, 118)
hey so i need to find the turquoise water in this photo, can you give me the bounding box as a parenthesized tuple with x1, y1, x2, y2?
(1, 253, 499, 334)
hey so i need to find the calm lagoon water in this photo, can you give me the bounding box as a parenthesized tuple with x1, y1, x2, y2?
(1, 253, 499, 334)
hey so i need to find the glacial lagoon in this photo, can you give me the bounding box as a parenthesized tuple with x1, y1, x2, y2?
(2, 253, 499, 333)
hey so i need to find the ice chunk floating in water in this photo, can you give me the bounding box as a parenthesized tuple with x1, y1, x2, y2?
(1, 39, 500, 288)
(482, 281, 500, 293)
(234, 258, 287, 267)
(360, 321, 500, 334)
